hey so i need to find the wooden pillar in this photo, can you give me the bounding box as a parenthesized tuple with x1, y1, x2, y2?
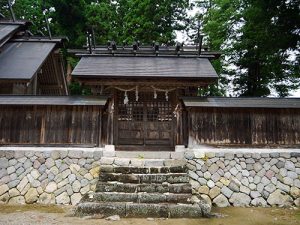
(40, 107, 46, 144)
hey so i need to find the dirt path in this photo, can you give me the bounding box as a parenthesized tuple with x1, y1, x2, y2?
(0, 205, 299, 225)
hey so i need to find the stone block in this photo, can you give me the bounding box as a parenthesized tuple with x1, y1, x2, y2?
(25, 188, 38, 204)
(209, 186, 221, 199)
(267, 189, 293, 207)
(251, 197, 267, 207)
(56, 192, 70, 204)
(285, 161, 295, 171)
(170, 152, 185, 160)
(100, 157, 114, 165)
(213, 194, 230, 207)
(45, 182, 57, 193)
(229, 193, 251, 206)
(93, 151, 103, 160)
(0, 184, 9, 196)
(264, 183, 276, 193)
(168, 204, 202, 218)
(8, 196, 25, 204)
(224, 153, 234, 160)
(114, 158, 130, 167)
(38, 193, 55, 204)
(175, 145, 186, 152)
(207, 180, 215, 188)
(185, 150, 196, 159)
(7, 180, 20, 188)
(198, 185, 209, 195)
(71, 193, 82, 205)
(68, 150, 83, 159)
(144, 160, 164, 167)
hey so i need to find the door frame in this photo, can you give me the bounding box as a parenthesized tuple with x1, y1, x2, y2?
(113, 90, 178, 151)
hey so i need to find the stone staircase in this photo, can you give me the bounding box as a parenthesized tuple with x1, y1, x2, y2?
(75, 153, 209, 218)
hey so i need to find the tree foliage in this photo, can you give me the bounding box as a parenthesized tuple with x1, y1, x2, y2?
(1, 0, 47, 34)
(2, 0, 299, 97)
(84, 0, 188, 45)
(202, 0, 300, 97)
(48, 0, 88, 47)
(2, 0, 189, 46)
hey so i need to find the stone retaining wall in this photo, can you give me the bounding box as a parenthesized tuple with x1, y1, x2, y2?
(185, 149, 300, 207)
(0, 148, 104, 205)
(1, 147, 300, 208)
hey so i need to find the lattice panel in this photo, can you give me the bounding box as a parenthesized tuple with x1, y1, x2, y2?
(116, 91, 174, 122)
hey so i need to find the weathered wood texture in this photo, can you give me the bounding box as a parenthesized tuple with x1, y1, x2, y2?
(188, 107, 300, 145)
(0, 105, 103, 146)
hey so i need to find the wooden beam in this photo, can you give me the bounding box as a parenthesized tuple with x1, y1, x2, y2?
(74, 78, 215, 88)
(51, 54, 63, 95)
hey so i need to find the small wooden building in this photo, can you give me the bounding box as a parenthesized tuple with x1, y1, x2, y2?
(71, 44, 220, 150)
(70, 45, 300, 150)
(0, 20, 68, 95)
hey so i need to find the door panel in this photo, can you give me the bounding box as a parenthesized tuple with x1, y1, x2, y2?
(115, 91, 175, 150)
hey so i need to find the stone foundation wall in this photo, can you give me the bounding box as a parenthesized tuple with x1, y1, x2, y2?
(1, 147, 300, 208)
(0, 148, 103, 205)
(185, 149, 300, 207)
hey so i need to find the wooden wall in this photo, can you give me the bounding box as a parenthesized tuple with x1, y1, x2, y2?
(188, 107, 300, 146)
(0, 105, 104, 146)
(1, 105, 299, 147)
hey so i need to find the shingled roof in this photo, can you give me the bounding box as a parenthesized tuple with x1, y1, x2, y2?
(0, 41, 56, 80)
(0, 21, 30, 47)
(72, 56, 218, 79)
(182, 97, 300, 109)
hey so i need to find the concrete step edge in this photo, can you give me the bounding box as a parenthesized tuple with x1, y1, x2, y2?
(99, 173, 190, 184)
(101, 165, 187, 174)
(95, 182, 192, 193)
(75, 202, 203, 218)
(81, 192, 193, 204)
(100, 158, 187, 167)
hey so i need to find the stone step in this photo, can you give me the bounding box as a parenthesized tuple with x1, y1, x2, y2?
(96, 182, 192, 193)
(99, 173, 189, 184)
(115, 151, 173, 159)
(100, 157, 186, 167)
(75, 202, 203, 218)
(101, 165, 187, 174)
(81, 192, 193, 204)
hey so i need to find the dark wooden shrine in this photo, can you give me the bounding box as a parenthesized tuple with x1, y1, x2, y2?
(71, 43, 215, 150)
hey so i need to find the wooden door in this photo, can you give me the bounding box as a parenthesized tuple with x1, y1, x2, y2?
(115, 91, 175, 151)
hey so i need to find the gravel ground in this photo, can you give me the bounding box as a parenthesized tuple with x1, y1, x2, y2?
(0, 205, 299, 225)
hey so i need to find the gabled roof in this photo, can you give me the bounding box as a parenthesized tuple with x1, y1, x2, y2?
(72, 56, 218, 79)
(0, 41, 56, 80)
(0, 24, 19, 44)
(0, 20, 65, 81)
(182, 97, 300, 109)
(0, 20, 31, 47)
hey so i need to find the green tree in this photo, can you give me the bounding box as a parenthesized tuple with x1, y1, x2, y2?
(48, 0, 88, 47)
(202, 0, 300, 97)
(122, 0, 189, 44)
(85, 1, 120, 44)
(1, 0, 50, 35)
(85, 0, 189, 45)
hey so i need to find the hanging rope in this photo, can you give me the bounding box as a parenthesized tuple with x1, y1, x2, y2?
(114, 86, 139, 104)
(135, 86, 139, 101)
(151, 86, 176, 101)
(124, 91, 129, 104)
